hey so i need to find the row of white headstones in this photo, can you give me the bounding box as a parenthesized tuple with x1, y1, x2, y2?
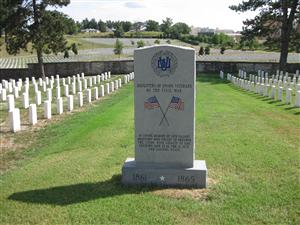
(0, 72, 135, 132)
(219, 69, 300, 107)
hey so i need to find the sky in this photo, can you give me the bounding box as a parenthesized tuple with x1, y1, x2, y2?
(55, 0, 257, 32)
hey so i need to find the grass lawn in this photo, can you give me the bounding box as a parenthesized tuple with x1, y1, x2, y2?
(0, 74, 299, 225)
(0, 36, 112, 58)
(66, 36, 114, 49)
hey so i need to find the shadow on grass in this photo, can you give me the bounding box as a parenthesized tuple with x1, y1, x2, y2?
(268, 100, 280, 104)
(8, 175, 153, 206)
(276, 103, 286, 107)
(262, 98, 272, 101)
(254, 95, 267, 99)
(224, 79, 300, 114)
(196, 74, 227, 85)
(285, 106, 297, 110)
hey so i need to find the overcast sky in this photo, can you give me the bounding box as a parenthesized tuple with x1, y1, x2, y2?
(56, 0, 257, 31)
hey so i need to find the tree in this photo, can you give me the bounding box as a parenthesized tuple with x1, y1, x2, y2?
(64, 50, 69, 58)
(211, 33, 234, 47)
(80, 18, 99, 30)
(205, 46, 210, 55)
(132, 22, 144, 32)
(63, 16, 79, 35)
(137, 40, 145, 48)
(75, 21, 81, 32)
(212, 34, 220, 45)
(114, 39, 123, 58)
(220, 46, 226, 54)
(160, 18, 173, 37)
(114, 25, 124, 38)
(81, 18, 90, 29)
(239, 38, 260, 50)
(230, 0, 300, 70)
(71, 43, 78, 55)
(0, 0, 17, 35)
(219, 33, 234, 46)
(199, 46, 204, 55)
(120, 21, 132, 32)
(98, 20, 107, 32)
(146, 20, 160, 31)
(89, 18, 98, 30)
(106, 20, 114, 29)
(3, 0, 73, 79)
(170, 22, 191, 38)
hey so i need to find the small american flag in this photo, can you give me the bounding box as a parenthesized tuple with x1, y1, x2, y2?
(144, 96, 160, 109)
(168, 96, 184, 111)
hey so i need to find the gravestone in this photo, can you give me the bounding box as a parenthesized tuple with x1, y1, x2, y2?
(29, 104, 37, 125)
(57, 97, 63, 114)
(100, 85, 105, 97)
(35, 91, 41, 105)
(44, 100, 51, 119)
(122, 45, 207, 188)
(9, 108, 21, 132)
(94, 87, 99, 100)
(67, 95, 74, 112)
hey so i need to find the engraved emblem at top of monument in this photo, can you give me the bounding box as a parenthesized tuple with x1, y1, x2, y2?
(151, 50, 178, 77)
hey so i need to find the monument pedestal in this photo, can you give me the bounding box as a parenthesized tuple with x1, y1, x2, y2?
(122, 158, 207, 188)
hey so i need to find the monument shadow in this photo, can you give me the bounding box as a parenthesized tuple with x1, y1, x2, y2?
(8, 175, 152, 206)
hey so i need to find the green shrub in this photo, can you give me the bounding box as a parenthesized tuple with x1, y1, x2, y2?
(71, 43, 78, 55)
(220, 46, 226, 54)
(205, 46, 210, 55)
(113, 39, 123, 57)
(199, 46, 204, 55)
(137, 40, 145, 48)
(64, 50, 69, 58)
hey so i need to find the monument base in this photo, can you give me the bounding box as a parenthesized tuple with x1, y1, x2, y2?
(122, 158, 207, 188)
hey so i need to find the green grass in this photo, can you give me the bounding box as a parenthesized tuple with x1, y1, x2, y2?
(123, 31, 163, 38)
(66, 36, 113, 49)
(0, 74, 299, 225)
(72, 32, 114, 38)
(0, 36, 112, 58)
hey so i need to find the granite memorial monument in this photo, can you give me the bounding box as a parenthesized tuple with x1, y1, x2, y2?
(122, 45, 207, 188)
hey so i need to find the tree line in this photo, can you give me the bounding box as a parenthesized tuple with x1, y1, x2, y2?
(53, 16, 237, 50)
(61, 17, 192, 39)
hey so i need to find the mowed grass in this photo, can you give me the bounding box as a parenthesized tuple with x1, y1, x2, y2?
(0, 36, 112, 58)
(66, 36, 113, 49)
(0, 74, 299, 225)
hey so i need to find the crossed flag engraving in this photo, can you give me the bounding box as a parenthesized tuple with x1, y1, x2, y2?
(144, 96, 184, 126)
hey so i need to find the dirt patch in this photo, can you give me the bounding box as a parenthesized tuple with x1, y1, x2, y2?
(0, 135, 27, 173)
(151, 178, 217, 201)
(0, 136, 27, 150)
